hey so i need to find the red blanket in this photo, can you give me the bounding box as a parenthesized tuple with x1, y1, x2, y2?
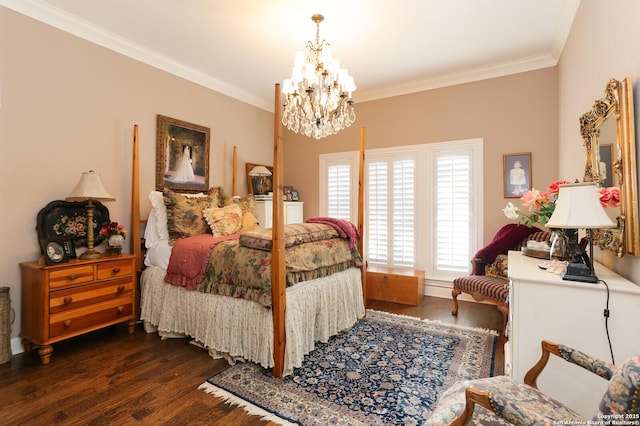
(306, 217, 359, 250)
(165, 233, 239, 290)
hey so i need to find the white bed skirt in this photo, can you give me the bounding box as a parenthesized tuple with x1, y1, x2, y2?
(140, 266, 365, 376)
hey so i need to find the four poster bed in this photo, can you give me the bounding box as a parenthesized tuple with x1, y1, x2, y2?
(131, 85, 367, 377)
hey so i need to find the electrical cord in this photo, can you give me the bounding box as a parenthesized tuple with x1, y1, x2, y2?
(599, 279, 615, 365)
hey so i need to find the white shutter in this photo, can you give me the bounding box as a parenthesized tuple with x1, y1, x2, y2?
(367, 161, 389, 264)
(392, 159, 415, 266)
(327, 164, 351, 220)
(435, 151, 471, 272)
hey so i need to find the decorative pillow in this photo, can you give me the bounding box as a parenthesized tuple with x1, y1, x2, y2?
(239, 222, 339, 251)
(145, 190, 206, 247)
(163, 187, 229, 244)
(202, 205, 243, 237)
(486, 254, 509, 279)
(225, 195, 260, 232)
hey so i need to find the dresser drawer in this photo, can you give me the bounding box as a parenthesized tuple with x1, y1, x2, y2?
(48, 265, 95, 289)
(49, 277, 133, 314)
(97, 259, 133, 280)
(49, 297, 133, 339)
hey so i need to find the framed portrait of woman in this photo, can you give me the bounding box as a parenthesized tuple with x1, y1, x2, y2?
(503, 152, 532, 198)
(155, 115, 210, 193)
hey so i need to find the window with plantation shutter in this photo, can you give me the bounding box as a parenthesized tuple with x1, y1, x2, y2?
(320, 138, 482, 280)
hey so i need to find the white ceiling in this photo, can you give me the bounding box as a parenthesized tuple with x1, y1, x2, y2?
(2, 0, 581, 111)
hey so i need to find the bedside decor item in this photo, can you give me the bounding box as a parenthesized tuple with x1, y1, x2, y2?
(96, 222, 127, 255)
(39, 238, 69, 265)
(66, 170, 116, 260)
(546, 182, 616, 283)
(36, 200, 110, 257)
(246, 163, 273, 195)
(503, 152, 532, 198)
(156, 114, 210, 193)
(0, 287, 12, 364)
(281, 14, 356, 139)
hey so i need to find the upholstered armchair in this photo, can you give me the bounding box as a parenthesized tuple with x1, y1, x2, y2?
(426, 340, 640, 425)
(451, 224, 550, 335)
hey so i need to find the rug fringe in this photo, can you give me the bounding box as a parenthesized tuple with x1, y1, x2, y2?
(366, 309, 499, 336)
(198, 382, 298, 426)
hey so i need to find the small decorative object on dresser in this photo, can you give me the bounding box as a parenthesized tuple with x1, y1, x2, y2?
(96, 222, 127, 255)
(39, 238, 69, 265)
(20, 254, 136, 364)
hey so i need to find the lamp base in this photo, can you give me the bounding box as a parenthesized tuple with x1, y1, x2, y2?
(79, 248, 103, 260)
(562, 273, 599, 284)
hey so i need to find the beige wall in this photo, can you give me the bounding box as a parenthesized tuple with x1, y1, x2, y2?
(284, 68, 560, 244)
(558, 0, 640, 281)
(0, 8, 274, 341)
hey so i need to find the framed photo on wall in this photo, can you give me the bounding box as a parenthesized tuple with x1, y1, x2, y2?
(503, 152, 532, 198)
(156, 115, 210, 193)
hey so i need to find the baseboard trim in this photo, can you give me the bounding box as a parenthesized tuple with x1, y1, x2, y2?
(11, 337, 23, 356)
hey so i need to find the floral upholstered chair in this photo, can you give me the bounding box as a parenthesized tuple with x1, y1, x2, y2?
(426, 340, 640, 425)
(451, 224, 550, 335)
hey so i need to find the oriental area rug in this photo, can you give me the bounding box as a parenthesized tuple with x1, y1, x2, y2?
(199, 309, 497, 426)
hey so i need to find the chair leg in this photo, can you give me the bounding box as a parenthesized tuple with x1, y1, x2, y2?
(451, 288, 461, 315)
(497, 303, 509, 336)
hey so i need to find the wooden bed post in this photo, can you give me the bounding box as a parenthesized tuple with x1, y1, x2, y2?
(358, 127, 366, 306)
(232, 146, 238, 197)
(271, 84, 286, 378)
(131, 125, 141, 272)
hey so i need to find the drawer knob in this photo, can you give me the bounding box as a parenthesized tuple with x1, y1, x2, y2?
(117, 285, 125, 293)
(63, 320, 72, 328)
(68, 274, 78, 281)
(117, 306, 124, 313)
(63, 296, 73, 305)
(112, 267, 121, 274)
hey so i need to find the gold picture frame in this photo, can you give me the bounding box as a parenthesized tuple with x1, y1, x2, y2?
(156, 115, 210, 193)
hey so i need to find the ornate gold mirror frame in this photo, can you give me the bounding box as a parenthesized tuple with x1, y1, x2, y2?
(581, 76, 640, 256)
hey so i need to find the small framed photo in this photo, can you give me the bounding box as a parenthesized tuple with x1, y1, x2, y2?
(503, 152, 532, 198)
(290, 189, 299, 201)
(62, 239, 77, 259)
(40, 238, 69, 265)
(283, 186, 293, 201)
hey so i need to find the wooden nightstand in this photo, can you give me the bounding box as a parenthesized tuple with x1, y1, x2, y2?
(20, 254, 136, 364)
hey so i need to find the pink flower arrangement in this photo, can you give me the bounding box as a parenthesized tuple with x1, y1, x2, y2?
(503, 180, 571, 227)
(598, 187, 620, 208)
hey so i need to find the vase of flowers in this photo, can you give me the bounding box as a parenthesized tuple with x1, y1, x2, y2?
(96, 222, 127, 255)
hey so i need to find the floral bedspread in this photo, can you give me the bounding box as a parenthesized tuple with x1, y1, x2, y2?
(170, 234, 362, 308)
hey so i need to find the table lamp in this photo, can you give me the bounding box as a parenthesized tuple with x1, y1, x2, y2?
(249, 166, 272, 195)
(546, 182, 616, 283)
(66, 170, 116, 259)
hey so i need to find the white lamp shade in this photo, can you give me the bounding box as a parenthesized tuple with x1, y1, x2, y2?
(248, 166, 272, 177)
(546, 182, 615, 229)
(66, 170, 116, 202)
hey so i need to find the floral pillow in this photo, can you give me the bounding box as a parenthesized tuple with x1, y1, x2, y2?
(163, 187, 228, 244)
(202, 205, 243, 237)
(225, 195, 260, 232)
(486, 254, 509, 279)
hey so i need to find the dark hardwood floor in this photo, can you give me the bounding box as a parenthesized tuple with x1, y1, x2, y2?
(0, 296, 505, 425)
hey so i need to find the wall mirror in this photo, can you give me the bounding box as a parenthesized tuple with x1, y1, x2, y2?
(581, 76, 639, 256)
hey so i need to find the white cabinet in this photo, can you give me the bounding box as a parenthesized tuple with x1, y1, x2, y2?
(507, 250, 640, 417)
(255, 201, 304, 228)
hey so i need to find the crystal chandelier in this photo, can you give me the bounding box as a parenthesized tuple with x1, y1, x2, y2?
(282, 14, 356, 140)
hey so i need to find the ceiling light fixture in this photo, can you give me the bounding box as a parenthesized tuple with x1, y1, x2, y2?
(282, 14, 356, 140)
